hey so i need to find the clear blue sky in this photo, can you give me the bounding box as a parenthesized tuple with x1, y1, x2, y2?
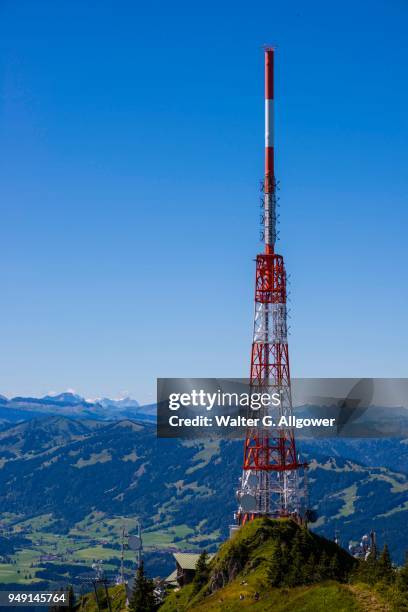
(0, 1, 407, 404)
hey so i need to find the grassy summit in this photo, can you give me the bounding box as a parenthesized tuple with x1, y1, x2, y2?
(160, 518, 367, 611)
(77, 518, 395, 611)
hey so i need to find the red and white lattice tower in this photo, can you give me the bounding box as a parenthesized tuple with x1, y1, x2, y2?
(236, 48, 308, 526)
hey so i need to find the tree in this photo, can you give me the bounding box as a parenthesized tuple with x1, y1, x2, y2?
(267, 544, 284, 587)
(192, 551, 210, 595)
(317, 551, 329, 580)
(377, 544, 394, 584)
(298, 529, 312, 558)
(363, 549, 379, 584)
(353, 543, 394, 586)
(397, 553, 408, 592)
(288, 532, 304, 586)
(67, 585, 75, 611)
(303, 553, 317, 584)
(128, 561, 156, 612)
(329, 553, 341, 581)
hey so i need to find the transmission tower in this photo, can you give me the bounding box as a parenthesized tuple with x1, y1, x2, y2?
(236, 48, 308, 526)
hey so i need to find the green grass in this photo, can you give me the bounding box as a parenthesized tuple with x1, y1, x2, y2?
(160, 518, 361, 612)
(74, 451, 112, 468)
(172, 525, 195, 538)
(142, 530, 176, 547)
(143, 524, 197, 548)
(77, 584, 127, 611)
(12, 513, 56, 531)
(188, 530, 221, 544)
(0, 517, 202, 587)
(0, 561, 44, 584)
(334, 484, 358, 518)
(185, 441, 221, 475)
(278, 583, 361, 611)
(161, 582, 361, 611)
(74, 546, 130, 562)
(0, 563, 25, 583)
(0, 510, 221, 588)
(161, 585, 195, 611)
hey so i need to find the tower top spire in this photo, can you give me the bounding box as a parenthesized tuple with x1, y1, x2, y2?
(264, 48, 276, 254)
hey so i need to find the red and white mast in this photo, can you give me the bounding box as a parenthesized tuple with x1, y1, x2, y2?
(236, 48, 307, 526)
(264, 47, 276, 253)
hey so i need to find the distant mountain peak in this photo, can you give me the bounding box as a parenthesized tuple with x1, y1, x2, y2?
(42, 392, 86, 405)
(96, 397, 140, 409)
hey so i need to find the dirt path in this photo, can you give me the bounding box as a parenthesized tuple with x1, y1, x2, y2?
(348, 584, 391, 612)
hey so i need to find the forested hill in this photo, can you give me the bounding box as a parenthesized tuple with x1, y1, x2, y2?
(1, 416, 408, 564)
(160, 518, 397, 611)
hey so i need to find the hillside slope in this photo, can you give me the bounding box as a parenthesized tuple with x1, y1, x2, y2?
(1, 417, 407, 560)
(160, 518, 385, 611)
(0, 417, 408, 589)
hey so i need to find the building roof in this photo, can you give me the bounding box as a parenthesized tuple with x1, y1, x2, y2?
(173, 553, 201, 570)
(164, 569, 178, 584)
(173, 552, 214, 570)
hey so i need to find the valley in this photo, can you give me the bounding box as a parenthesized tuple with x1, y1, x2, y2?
(0, 414, 408, 589)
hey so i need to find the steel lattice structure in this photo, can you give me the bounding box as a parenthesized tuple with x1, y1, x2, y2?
(236, 49, 308, 526)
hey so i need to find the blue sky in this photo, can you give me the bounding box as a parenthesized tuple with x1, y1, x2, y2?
(0, 1, 407, 404)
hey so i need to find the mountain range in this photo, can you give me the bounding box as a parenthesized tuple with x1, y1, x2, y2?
(0, 392, 156, 425)
(0, 414, 407, 585)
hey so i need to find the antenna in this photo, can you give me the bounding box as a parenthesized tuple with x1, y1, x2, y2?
(117, 524, 129, 585)
(264, 47, 276, 254)
(128, 520, 143, 568)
